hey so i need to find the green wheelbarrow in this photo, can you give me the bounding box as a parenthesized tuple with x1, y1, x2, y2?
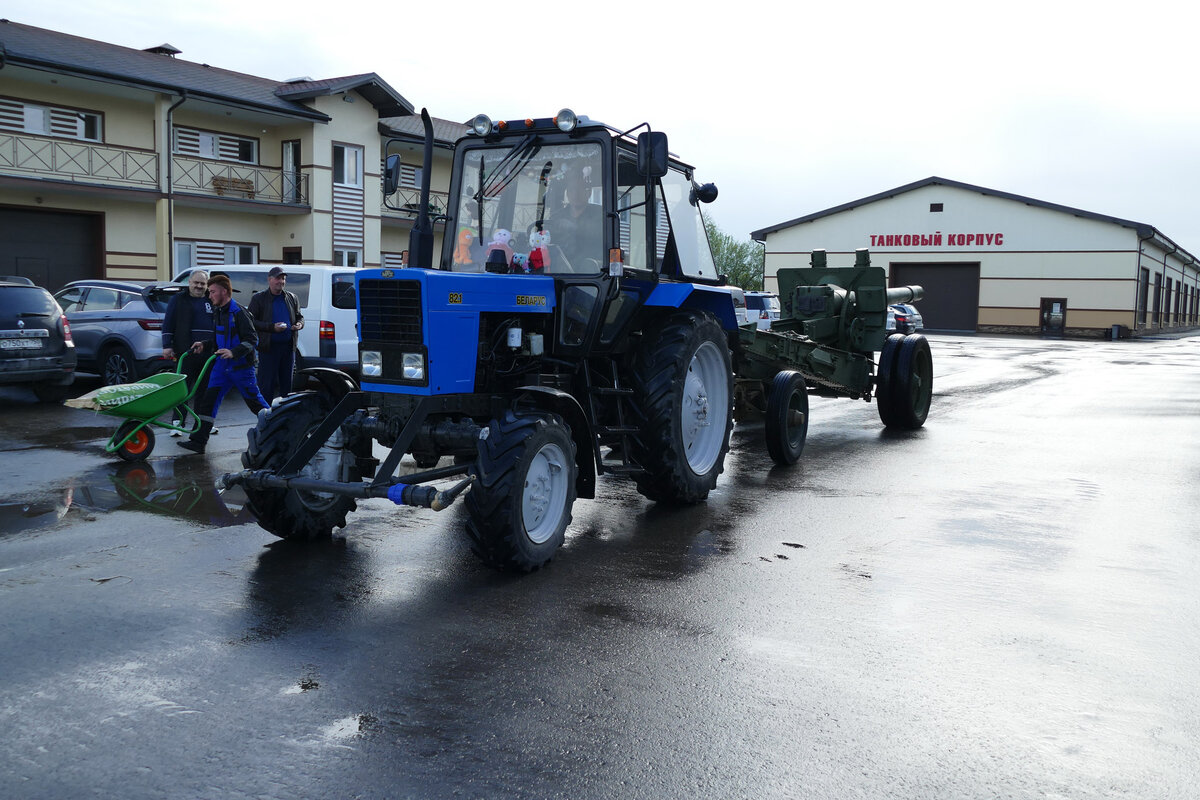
(96, 353, 217, 461)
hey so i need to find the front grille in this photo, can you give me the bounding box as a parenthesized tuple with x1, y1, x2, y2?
(359, 279, 422, 344)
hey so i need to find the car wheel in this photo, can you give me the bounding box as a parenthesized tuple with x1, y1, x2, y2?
(101, 344, 136, 386)
(32, 380, 75, 403)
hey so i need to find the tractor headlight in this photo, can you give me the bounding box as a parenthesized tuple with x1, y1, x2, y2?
(361, 350, 382, 378)
(402, 352, 425, 381)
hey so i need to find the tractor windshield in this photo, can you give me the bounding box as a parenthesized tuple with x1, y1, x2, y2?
(450, 141, 605, 275)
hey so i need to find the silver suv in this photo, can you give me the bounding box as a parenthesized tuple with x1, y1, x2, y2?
(53, 280, 183, 385)
(0, 280, 77, 401)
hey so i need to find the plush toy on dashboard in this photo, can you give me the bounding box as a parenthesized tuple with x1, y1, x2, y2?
(527, 229, 550, 273)
(483, 228, 514, 272)
(453, 227, 475, 265)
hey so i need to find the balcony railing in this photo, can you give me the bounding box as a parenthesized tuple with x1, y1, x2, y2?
(0, 132, 158, 188)
(172, 156, 309, 205)
(382, 186, 450, 219)
(0, 133, 310, 206)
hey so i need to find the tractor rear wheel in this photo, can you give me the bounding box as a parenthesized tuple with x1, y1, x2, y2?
(242, 391, 356, 541)
(765, 370, 809, 465)
(464, 411, 577, 572)
(629, 313, 733, 504)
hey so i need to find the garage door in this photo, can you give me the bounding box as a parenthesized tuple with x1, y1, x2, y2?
(0, 208, 101, 292)
(889, 262, 980, 332)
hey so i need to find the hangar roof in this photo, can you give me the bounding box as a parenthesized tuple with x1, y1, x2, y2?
(751, 176, 1195, 264)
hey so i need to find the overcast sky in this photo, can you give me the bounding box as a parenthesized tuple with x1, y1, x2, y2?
(8, 0, 1200, 251)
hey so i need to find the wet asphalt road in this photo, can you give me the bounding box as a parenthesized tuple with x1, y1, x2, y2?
(1, 336, 1198, 799)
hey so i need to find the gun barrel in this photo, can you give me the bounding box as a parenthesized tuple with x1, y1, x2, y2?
(886, 285, 924, 305)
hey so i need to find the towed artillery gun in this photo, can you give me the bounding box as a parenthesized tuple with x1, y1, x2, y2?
(218, 108, 931, 572)
(735, 248, 932, 464)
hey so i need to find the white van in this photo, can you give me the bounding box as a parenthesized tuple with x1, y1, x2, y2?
(172, 264, 359, 375)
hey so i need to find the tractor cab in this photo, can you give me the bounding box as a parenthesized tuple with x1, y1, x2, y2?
(426, 109, 722, 355)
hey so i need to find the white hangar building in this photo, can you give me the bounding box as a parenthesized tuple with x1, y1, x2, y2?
(751, 177, 1200, 338)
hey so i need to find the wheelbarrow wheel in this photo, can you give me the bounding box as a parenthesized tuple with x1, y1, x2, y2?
(115, 420, 156, 461)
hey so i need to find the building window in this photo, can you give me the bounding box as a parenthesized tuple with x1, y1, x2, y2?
(929, 203, 944, 212)
(0, 99, 102, 142)
(175, 241, 196, 273)
(333, 144, 363, 188)
(223, 245, 257, 264)
(174, 127, 258, 164)
(1136, 267, 1149, 326)
(333, 249, 360, 268)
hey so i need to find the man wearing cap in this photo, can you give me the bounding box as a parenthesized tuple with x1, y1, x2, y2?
(249, 266, 304, 402)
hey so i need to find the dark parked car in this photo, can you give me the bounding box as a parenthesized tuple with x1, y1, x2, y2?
(0, 280, 77, 401)
(53, 280, 184, 385)
(887, 303, 924, 334)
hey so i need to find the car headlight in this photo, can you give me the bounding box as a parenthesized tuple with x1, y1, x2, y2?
(402, 352, 425, 381)
(361, 350, 382, 378)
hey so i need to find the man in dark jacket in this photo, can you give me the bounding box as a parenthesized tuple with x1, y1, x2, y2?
(249, 266, 304, 402)
(162, 270, 214, 427)
(178, 274, 267, 455)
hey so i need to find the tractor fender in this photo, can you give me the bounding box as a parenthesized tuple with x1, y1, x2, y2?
(512, 385, 597, 500)
(293, 367, 360, 402)
(643, 283, 740, 331)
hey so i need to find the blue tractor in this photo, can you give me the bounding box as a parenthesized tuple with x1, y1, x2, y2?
(222, 109, 740, 571)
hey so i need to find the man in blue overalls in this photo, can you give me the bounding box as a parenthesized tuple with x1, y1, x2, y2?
(178, 274, 267, 455)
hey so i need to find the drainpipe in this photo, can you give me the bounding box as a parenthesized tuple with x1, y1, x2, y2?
(165, 91, 188, 276)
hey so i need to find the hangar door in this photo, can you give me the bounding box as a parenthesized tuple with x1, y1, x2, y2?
(0, 208, 101, 292)
(890, 262, 980, 333)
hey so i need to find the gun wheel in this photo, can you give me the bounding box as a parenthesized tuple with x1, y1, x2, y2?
(765, 370, 809, 465)
(242, 391, 356, 541)
(878, 333, 932, 429)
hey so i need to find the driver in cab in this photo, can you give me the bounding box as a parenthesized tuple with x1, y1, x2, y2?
(550, 166, 604, 272)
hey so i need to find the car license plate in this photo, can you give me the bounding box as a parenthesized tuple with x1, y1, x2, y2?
(0, 338, 43, 350)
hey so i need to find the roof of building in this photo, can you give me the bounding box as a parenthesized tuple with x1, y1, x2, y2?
(750, 175, 1179, 249)
(0, 20, 412, 121)
(276, 73, 412, 117)
(378, 114, 469, 146)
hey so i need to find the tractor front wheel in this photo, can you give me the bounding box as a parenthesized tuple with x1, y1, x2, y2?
(242, 391, 356, 541)
(464, 411, 577, 572)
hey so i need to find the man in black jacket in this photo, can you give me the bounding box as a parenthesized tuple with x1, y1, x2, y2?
(248, 266, 304, 402)
(161, 270, 213, 427)
(178, 274, 267, 455)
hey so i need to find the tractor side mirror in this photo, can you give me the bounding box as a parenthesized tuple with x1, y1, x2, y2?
(383, 153, 402, 196)
(637, 132, 668, 178)
(691, 182, 719, 205)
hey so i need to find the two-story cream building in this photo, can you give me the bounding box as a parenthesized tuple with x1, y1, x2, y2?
(0, 20, 463, 291)
(752, 177, 1200, 338)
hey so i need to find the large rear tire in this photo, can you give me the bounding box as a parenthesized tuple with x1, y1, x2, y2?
(629, 313, 734, 504)
(765, 370, 809, 465)
(464, 411, 577, 572)
(242, 391, 356, 541)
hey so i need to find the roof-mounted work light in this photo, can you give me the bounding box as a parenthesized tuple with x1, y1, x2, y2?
(470, 114, 493, 136)
(554, 108, 578, 133)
